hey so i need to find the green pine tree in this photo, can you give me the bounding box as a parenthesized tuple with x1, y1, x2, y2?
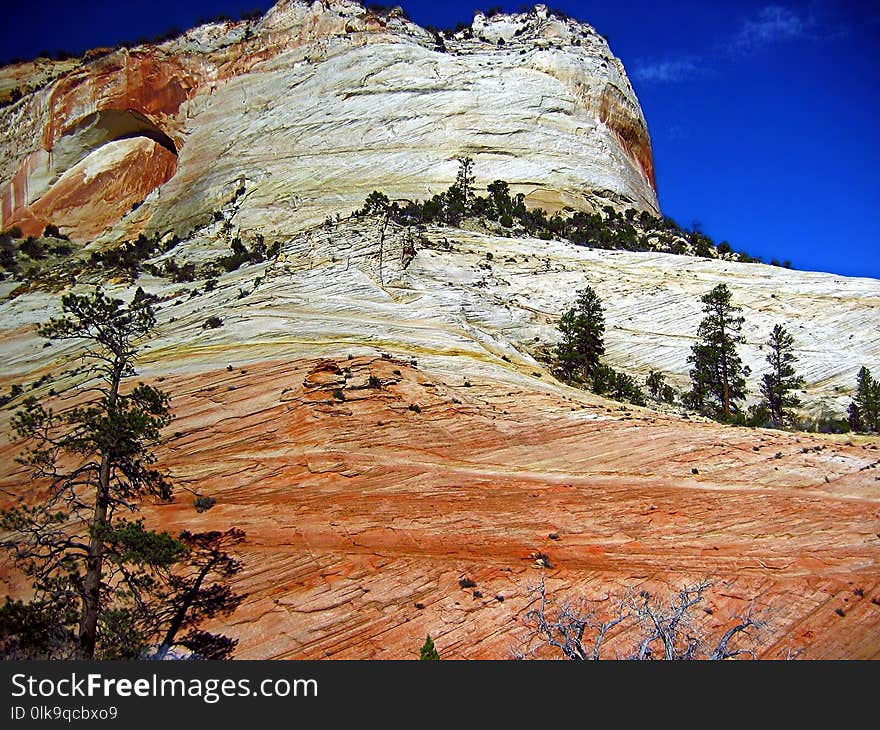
(848, 366, 880, 432)
(420, 634, 440, 660)
(486, 179, 512, 222)
(0, 288, 244, 659)
(645, 370, 676, 404)
(444, 156, 475, 226)
(556, 286, 606, 381)
(454, 156, 474, 206)
(687, 283, 747, 419)
(759, 324, 804, 427)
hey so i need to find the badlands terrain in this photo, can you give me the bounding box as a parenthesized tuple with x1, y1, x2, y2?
(0, 1, 878, 658)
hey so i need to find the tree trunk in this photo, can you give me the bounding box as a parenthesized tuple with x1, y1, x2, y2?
(79, 463, 109, 659)
(78, 359, 123, 659)
(772, 348, 782, 425)
(719, 314, 730, 416)
(721, 364, 730, 416)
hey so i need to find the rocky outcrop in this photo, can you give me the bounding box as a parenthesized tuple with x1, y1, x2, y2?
(4, 350, 878, 659)
(0, 50, 198, 237)
(0, 213, 877, 420)
(0, 1, 878, 661)
(1, 199, 879, 662)
(12, 137, 178, 241)
(1, 208, 877, 658)
(0, 1, 658, 241)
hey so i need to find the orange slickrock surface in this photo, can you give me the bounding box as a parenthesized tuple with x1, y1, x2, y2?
(4, 355, 876, 658)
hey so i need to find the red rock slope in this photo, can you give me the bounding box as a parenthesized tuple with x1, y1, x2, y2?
(4, 355, 870, 658)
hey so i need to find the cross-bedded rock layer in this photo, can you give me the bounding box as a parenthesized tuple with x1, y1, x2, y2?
(0, 1, 658, 242)
(0, 217, 878, 658)
(0, 1, 878, 660)
(6, 354, 877, 659)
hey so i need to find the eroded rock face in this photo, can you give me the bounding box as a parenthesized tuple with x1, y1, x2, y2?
(0, 50, 198, 238)
(0, 1, 878, 661)
(0, 212, 878, 658)
(15, 138, 178, 241)
(0, 0, 658, 241)
(4, 351, 878, 659)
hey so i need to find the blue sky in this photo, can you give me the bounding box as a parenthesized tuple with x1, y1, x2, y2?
(2, 1, 878, 278)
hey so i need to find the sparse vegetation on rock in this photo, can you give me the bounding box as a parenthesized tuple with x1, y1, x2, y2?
(194, 495, 217, 513)
(42, 224, 68, 240)
(591, 363, 646, 406)
(419, 634, 440, 660)
(214, 235, 280, 273)
(92, 234, 157, 277)
(645, 370, 676, 404)
(355, 158, 764, 262)
(519, 578, 767, 660)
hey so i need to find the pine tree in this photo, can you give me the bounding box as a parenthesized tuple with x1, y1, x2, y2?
(645, 370, 675, 403)
(848, 366, 880, 432)
(556, 286, 606, 381)
(486, 179, 512, 222)
(687, 283, 747, 419)
(419, 634, 440, 660)
(453, 156, 474, 207)
(444, 156, 475, 225)
(358, 190, 391, 216)
(0, 288, 244, 659)
(1, 288, 171, 658)
(759, 324, 804, 427)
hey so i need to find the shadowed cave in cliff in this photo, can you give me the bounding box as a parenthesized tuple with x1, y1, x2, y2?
(1, 108, 182, 240)
(56, 108, 178, 161)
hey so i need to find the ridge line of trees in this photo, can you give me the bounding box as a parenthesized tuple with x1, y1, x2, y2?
(355, 157, 785, 266)
(554, 281, 873, 433)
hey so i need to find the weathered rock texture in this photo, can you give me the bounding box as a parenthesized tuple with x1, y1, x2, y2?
(4, 350, 879, 659)
(0, 1, 879, 660)
(1, 216, 879, 658)
(0, 1, 658, 241)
